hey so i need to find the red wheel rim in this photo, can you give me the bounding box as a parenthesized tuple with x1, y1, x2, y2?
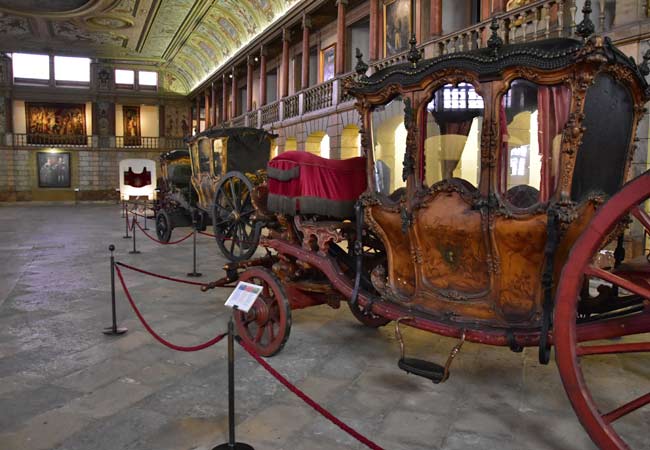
(234, 267, 291, 357)
(555, 172, 650, 450)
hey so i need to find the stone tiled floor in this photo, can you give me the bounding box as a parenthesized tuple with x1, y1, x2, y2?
(0, 204, 648, 450)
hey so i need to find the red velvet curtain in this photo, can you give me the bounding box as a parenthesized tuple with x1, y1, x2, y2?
(537, 85, 571, 201)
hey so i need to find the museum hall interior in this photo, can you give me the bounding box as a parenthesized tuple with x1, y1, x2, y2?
(1, 1, 649, 449)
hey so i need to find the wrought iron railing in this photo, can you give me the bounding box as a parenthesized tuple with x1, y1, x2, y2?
(283, 94, 299, 119)
(304, 80, 334, 114)
(261, 102, 279, 125)
(13, 133, 91, 147)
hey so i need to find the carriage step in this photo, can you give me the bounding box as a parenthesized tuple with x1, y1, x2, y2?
(398, 357, 446, 383)
(394, 317, 466, 384)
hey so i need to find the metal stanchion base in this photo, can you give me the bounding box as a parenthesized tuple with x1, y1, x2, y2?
(187, 272, 203, 277)
(212, 443, 254, 450)
(129, 250, 141, 254)
(123, 234, 131, 239)
(103, 326, 128, 336)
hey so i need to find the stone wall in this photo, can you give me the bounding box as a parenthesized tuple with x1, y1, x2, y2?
(0, 146, 162, 202)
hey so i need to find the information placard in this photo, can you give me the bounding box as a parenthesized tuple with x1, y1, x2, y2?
(224, 281, 263, 312)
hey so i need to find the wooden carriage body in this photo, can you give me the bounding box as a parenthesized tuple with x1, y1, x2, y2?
(346, 35, 649, 332)
(187, 127, 274, 214)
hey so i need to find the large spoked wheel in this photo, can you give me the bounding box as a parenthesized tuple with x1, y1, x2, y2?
(212, 171, 261, 262)
(234, 267, 291, 357)
(555, 172, 650, 450)
(155, 210, 173, 243)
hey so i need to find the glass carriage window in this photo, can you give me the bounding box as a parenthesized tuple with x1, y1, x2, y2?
(190, 143, 200, 175)
(371, 96, 407, 196)
(500, 79, 571, 208)
(212, 138, 227, 176)
(197, 138, 211, 173)
(423, 83, 483, 187)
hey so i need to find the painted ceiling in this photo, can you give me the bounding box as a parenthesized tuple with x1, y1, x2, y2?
(0, 0, 298, 94)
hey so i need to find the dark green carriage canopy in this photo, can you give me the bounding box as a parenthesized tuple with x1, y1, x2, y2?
(187, 127, 277, 174)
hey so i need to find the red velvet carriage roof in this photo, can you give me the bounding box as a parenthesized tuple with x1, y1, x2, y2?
(267, 151, 367, 218)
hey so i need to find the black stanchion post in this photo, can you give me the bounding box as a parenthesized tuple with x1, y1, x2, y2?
(121, 199, 126, 218)
(103, 245, 128, 336)
(213, 311, 253, 450)
(143, 199, 150, 231)
(129, 216, 141, 254)
(123, 202, 131, 239)
(187, 213, 202, 277)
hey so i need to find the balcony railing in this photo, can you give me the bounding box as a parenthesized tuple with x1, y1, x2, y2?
(304, 80, 334, 114)
(231, 115, 246, 127)
(8, 133, 185, 150)
(208, 0, 596, 130)
(13, 133, 91, 147)
(261, 103, 279, 125)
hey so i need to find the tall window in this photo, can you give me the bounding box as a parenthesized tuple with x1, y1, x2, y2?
(138, 70, 157, 87)
(115, 69, 135, 86)
(54, 56, 90, 83)
(12, 53, 49, 81)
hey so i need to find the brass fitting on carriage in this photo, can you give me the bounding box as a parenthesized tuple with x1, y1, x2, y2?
(394, 317, 466, 384)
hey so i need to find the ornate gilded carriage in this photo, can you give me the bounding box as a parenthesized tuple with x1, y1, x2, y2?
(212, 13, 650, 450)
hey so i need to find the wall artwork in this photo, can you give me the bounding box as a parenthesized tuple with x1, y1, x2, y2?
(26, 102, 86, 145)
(320, 44, 336, 82)
(383, 0, 410, 57)
(165, 104, 191, 137)
(37, 152, 71, 188)
(123, 105, 141, 146)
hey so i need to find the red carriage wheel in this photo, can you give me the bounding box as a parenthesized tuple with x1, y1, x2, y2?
(234, 267, 292, 357)
(555, 172, 650, 450)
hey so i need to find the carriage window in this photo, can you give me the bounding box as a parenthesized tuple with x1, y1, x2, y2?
(423, 83, 483, 187)
(371, 96, 406, 196)
(190, 143, 200, 175)
(501, 79, 571, 207)
(198, 138, 211, 173)
(213, 138, 227, 176)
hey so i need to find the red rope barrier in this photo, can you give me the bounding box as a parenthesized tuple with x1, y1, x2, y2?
(116, 261, 207, 287)
(198, 230, 218, 238)
(135, 221, 194, 245)
(238, 339, 384, 450)
(114, 264, 226, 352)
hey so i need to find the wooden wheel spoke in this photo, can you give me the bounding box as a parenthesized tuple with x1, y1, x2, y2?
(584, 265, 650, 299)
(631, 206, 650, 234)
(603, 392, 650, 423)
(253, 326, 264, 343)
(268, 322, 276, 341)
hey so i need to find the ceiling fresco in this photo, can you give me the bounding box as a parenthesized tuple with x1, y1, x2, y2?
(0, 0, 298, 94)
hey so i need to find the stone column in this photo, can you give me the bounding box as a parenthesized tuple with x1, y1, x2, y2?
(195, 96, 201, 133)
(369, 0, 379, 60)
(336, 0, 347, 74)
(231, 67, 238, 117)
(430, 0, 442, 36)
(246, 55, 254, 112)
(281, 29, 291, 98)
(204, 88, 211, 128)
(301, 15, 311, 90)
(222, 73, 228, 121)
(211, 82, 217, 125)
(259, 45, 267, 106)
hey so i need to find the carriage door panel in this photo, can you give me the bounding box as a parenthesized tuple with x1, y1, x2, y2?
(367, 97, 415, 298)
(412, 83, 490, 300)
(571, 74, 633, 202)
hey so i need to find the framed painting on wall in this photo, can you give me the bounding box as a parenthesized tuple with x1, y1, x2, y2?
(26, 103, 86, 145)
(37, 152, 71, 188)
(383, 0, 410, 58)
(320, 44, 336, 82)
(123, 105, 141, 146)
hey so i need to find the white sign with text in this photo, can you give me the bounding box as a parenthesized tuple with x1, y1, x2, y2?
(224, 281, 263, 312)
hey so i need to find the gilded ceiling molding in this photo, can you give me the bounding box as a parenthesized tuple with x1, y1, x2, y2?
(0, 0, 113, 18)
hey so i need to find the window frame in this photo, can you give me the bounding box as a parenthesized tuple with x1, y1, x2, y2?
(11, 53, 51, 86)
